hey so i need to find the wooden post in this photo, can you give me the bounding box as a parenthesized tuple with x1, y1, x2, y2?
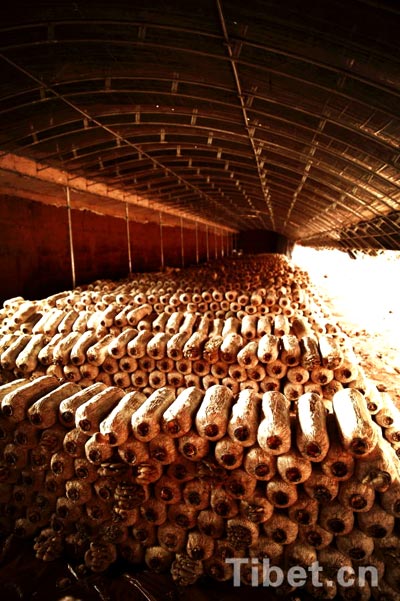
(195, 221, 199, 264)
(125, 202, 132, 275)
(180, 216, 185, 268)
(159, 212, 165, 269)
(66, 186, 76, 289)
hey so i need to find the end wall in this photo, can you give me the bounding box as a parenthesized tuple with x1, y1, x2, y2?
(237, 230, 293, 256)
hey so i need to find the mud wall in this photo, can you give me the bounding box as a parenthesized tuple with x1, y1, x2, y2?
(0, 195, 230, 304)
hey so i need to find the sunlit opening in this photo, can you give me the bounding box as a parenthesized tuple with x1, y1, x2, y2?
(292, 245, 400, 351)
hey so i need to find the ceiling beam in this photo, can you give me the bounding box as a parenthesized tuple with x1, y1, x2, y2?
(0, 152, 237, 233)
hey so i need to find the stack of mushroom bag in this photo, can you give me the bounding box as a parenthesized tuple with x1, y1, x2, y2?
(0, 254, 399, 601)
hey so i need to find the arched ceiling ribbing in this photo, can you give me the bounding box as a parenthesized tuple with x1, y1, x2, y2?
(1, 0, 400, 251)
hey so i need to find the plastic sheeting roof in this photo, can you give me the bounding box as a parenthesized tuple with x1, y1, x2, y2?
(0, 0, 400, 252)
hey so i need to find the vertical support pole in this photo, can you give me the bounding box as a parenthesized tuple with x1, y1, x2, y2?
(221, 230, 225, 258)
(125, 202, 132, 276)
(159, 212, 165, 270)
(66, 186, 76, 289)
(180, 216, 185, 268)
(206, 224, 210, 262)
(195, 221, 199, 264)
(214, 227, 218, 259)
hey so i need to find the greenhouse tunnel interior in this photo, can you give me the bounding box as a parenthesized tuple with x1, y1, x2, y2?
(1, 1, 400, 601)
(1, 0, 400, 302)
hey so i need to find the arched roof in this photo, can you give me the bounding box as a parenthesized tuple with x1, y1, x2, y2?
(1, 0, 400, 252)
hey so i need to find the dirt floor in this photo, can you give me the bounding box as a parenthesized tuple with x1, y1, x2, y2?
(293, 246, 400, 406)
